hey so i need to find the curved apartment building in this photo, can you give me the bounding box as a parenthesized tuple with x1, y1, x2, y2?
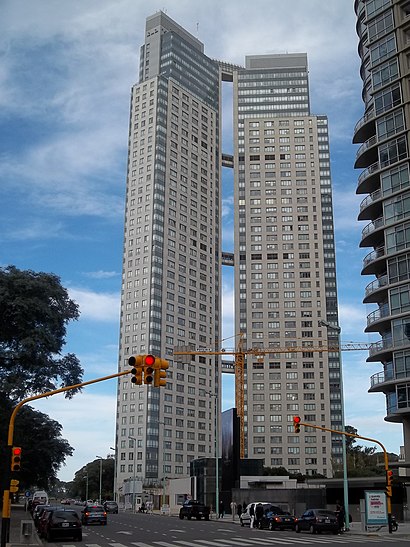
(354, 0, 410, 450)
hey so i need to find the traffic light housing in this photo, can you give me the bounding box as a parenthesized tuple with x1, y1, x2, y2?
(9, 479, 19, 493)
(154, 357, 169, 387)
(11, 447, 22, 472)
(293, 416, 301, 433)
(144, 354, 155, 385)
(386, 469, 393, 497)
(128, 355, 144, 385)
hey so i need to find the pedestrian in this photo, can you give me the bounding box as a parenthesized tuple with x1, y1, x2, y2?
(237, 503, 242, 519)
(230, 501, 237, 520)
(249, 503, 255, 528)
(336, 503, 345, 534)
(255, 502, 264, 529)
(219, 499, 225, 518)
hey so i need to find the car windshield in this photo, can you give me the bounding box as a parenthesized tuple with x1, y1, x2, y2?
(106, 502, 117, 506)
(317, 510, 336, 517)
(87, 505, 104, 511)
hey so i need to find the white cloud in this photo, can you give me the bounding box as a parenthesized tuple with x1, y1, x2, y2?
(31, 391, 117, 482)
(84, 270, 119, 280)
(68, 288, 120, 322)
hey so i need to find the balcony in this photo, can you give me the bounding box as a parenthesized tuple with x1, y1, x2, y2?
(356, 161, 381, 195)
(360, 216, 385, 247)
(366, 303, 390, 331)
(367, 338, 393, 361)
(358, 188, 382, 221)
(361, 246, 386, 275)
(363, 274, 388, 303)
(353, 108, 376, 144)
(355, 135, 378, 169)
(369, 370, 395, 392)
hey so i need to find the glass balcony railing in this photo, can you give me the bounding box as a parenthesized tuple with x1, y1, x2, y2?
(363, 246, 385, 268)
(364, 274, 388, 298)
(361, 216, 384, 239)
(357, 161, 380, 188)
(356, 135, 378, 162)
(369, 338, 393, 357)
(367, 303, 390, 326)
(360, 189, 382, 212)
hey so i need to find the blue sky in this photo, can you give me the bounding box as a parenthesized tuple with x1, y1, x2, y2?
(1, 0, 402, 482)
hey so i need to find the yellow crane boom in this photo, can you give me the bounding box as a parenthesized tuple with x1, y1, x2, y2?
(173, 340, 370, 458)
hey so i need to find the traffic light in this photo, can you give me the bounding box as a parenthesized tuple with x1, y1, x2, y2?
(9, 479, 19, 493)
(154, 357, 169, 387)
(11, 447, 22, 472)
(386, 469, 393, 497)
(128, 355, 144, 385)
(144, 354, 155, 385)
(293, 416, 301, 433)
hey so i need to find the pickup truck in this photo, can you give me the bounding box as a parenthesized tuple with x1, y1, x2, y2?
(179, 500, 210, 520)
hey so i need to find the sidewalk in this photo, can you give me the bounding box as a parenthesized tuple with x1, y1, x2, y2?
(7, 504, 39, 546)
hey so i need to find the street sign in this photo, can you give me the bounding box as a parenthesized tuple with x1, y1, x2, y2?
(25, 491, 31, 498)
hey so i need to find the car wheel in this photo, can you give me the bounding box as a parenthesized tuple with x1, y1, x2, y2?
(295, 524, 301, 533)
(240, 519, 244, 527)
(309, 524, 316, 534)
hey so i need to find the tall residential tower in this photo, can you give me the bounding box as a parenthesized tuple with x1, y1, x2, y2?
(354, 0, 410, 461)
(115, 12, 342, 497)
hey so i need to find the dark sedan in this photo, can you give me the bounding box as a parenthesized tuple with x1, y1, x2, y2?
(81, 504, 107, 525)
(267, 509, 296, 531)
(295, 508, 339, 534)
(42, 509, 82, 542)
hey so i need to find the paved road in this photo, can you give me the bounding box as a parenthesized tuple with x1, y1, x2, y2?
(8, 505, 410, 547)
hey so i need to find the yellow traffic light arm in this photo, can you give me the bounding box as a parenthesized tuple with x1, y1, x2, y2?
(297, 420, 392, 521)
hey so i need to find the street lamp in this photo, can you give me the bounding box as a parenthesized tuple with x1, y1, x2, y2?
(96, 456, 103, 505)
(207, 391, 219, 518)
(83, 471, 89, 502)
(109, 447, 117, 502)
(128, 436, 137, 512)
(319, 319, 349, 531)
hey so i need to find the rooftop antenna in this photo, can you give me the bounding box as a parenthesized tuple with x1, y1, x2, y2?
(196, 22, 199, 36)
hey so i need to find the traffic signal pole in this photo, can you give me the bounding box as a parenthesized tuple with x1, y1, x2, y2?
(1, 368, 134, 547)
(295, 419, 393, 534)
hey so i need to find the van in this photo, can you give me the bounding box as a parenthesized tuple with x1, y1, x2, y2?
(32, 491, 48, 509)
(240, 502, 282, 527)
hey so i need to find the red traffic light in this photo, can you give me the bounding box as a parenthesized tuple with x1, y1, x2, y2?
(12, 447, 22, 456)
(293, 416, 301, 424)
(145, 354, 155, 366)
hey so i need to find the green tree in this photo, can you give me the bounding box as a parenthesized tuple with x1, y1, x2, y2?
(0, 266, 84, 494)
(0, 265, 83, 402)
(68, 459, 115, 501)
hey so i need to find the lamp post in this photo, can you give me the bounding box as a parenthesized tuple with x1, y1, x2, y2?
(319, 319, 349, 531)
(128, 436, 137, 512)
(109, 447, 117, 502)
(96, 456, 103, 505)
(83, 471, 89, 502)
(207, 391, 219, 518)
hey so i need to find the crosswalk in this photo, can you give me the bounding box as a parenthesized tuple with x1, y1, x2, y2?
(60, 535, 410, 547)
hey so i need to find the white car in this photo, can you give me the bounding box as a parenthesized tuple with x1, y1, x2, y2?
(240, 502, 272, 526)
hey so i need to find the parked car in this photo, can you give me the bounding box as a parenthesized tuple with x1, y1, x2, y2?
(179, 500, 210, 520)
(33, 505, 60, 529)
(295, 508, 339, 534)
(42, 508, 82, 542)
(267, 508, 296, 531)
(103, 501, 118, 514)
(81, 504, 107, 525)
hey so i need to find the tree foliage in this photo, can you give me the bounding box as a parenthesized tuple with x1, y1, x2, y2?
(0, 397, 74, 490)
(0, 266, 84, 495)
(67, 458, 115, 501)
(0, 265, 83, 402)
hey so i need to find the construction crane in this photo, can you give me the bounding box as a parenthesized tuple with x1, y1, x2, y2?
(174, 337, 371, 459)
